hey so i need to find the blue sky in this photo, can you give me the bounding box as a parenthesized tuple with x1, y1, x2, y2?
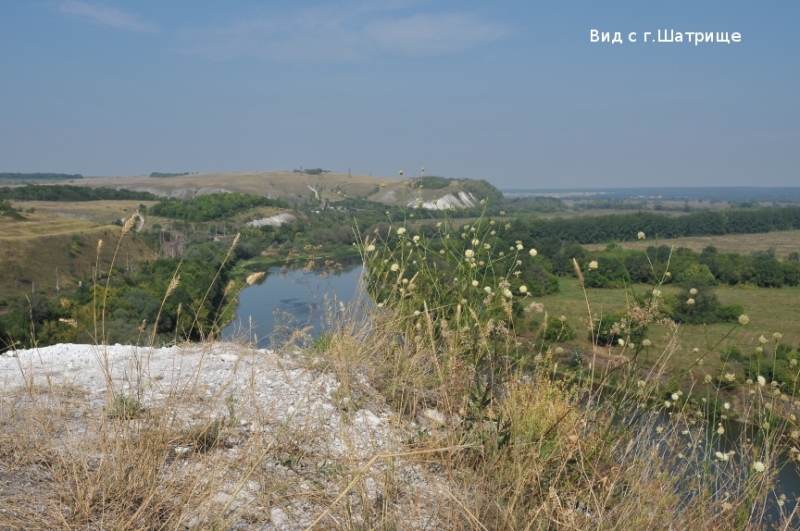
(0, 1, 797, 187)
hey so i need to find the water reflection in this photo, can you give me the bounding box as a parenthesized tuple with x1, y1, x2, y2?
(221, 263, 364, 349)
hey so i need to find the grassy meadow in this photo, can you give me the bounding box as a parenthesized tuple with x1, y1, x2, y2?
(583, 229, 800, 260)
(537, 277, 800, 382)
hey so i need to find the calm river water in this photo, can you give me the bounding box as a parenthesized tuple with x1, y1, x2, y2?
(221, 263, 364, 349)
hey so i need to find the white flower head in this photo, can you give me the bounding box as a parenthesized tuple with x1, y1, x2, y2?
(725, 373, 735, 382)
(588, 260, 598, 270)
(503, 288, 513, 298)
(413, 235, 420, 242)
(618, 338, 625, 347)
(753, 461, 766, 472)
(689, 288, 698, 295)
(397, 227, 406, 235)
(642, 339, 652, 347)
(465, 249, 475, 258)
(519, 285, 528, 294)
(471, 280, 479, 287)
(687, 298, 695, 306)
(738, 314, 749, 325)
(366, 244, 376, 252)
(774, 332, 782, 340)
(529, 248, 538, 257)
(759, 335, 768, 345)
(757, 375, 766, 386)
(638, 231, 646, 240)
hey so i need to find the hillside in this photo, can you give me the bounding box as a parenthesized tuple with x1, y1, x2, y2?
(0, 211, 155, 295)
(77, 171, 504, 209)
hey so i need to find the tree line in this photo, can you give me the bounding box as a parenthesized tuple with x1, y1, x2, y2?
(0, 184, 159, 202)
(149, 193, 290, 221)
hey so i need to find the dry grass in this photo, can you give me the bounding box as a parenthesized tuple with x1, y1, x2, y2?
(0, 221, 153, 295)
(583, 229, 800, 259)
(5, 200, 160, 226)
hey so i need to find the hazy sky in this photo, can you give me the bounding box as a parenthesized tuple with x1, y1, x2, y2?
(1, 1, 797, 187)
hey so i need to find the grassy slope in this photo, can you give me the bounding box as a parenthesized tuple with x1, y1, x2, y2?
(0, 214, 155, 296)
(76, 171, 496, 207)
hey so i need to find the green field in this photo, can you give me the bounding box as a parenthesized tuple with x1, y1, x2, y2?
(536, 278, 800, 379)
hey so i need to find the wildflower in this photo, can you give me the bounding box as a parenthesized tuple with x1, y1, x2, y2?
(505, 223, 511, 230)
(638, 231, 646, 240)
(503, 288, 513, 299)
(656, 426, 664, 434)
(717, 426, 725, 435)
(774, 332, 782, 340)
(398, 170, 404, 176)
(763, 422, 771, 429)
(439, 249, 445, 255)
(413, 235, 420, 242)
(792, 431, 800, 439)
(555, 347, 564, 354)
(637, 380, 646, 388)
(753, 461, 766, 472)
(413, 310, 421, 316)
(759, 335, 768, 345)
(765, 402, 773, 411)
(665, 400, 672, 408)
(665, 272, 671, 277)
(559, 315, 567, 322)
(465, 250, 475, 258)
(484, 286, 492, 293)
(693, 347, 700, 353)
(472, 238, 480, 246)
(756, 347, 763, 354)
(472, 280, 479, 287)
(738, 314, 749, 325)
(725, 373, 735, 382)
(757, 375, 766, 386)
(500, 211, 506, 216)
(791, 359, 797, 367)
(724, 402, 731, 409)
(588, 260, 598, 270)
(687, 298, 695, 306)
(672, 393, 679, 401)
(390, 264, 400, 272)
(618, 338, 625, 347)
(715, 451, 729, 461)
(397, 227, 406, 235)
(377, 302, 384, 308)
(519, 286, 528, 294)
(689, 288, 698, 295)
(490, 220, 495, 225)
(772, 380, 779, 387)
(484, 243, 491, 250)
(705, 375, 713, 383)
(516, 244, 523, 250)
(642, 339, 651, 347)
(366, 244, 376, 252)
(491, 230, 496, 235)
(529, 248, 538, 257)
(436, 222, 442, 228)
(652, 289, 662, 297)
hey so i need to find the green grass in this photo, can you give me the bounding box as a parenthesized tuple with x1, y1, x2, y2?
(537, 278, 800, 378)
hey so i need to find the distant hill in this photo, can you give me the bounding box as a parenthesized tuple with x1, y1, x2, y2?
(73, 171, 506, 209)
(0, 173, 82, 181)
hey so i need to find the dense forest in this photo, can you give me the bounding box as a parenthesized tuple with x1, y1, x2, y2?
(149, 193, 290, 221)
(509, 207, 800, 243)
(0, 184, 159, 202)
(0, 173, 82, 180)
